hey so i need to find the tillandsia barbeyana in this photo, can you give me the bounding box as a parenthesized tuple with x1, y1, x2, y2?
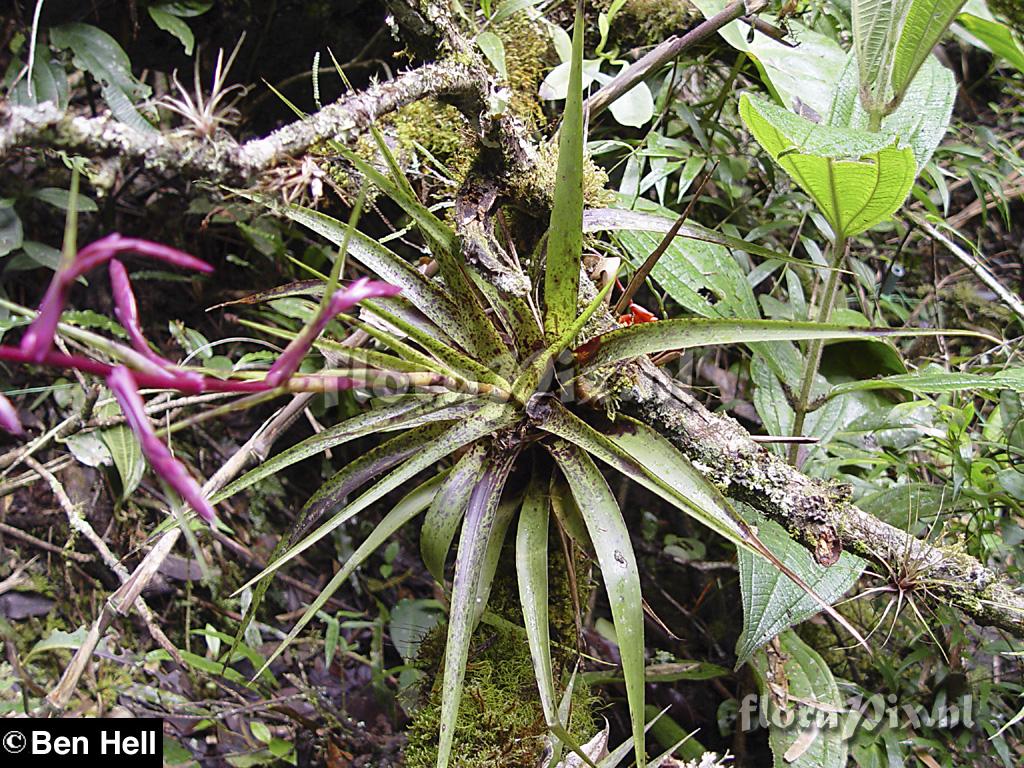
(0, 232, 399, 523)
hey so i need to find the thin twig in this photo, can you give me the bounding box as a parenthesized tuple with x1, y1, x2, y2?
(906, 211, 1024, 325)
(585, 1, 757, 120)
(613, 163, 717, 315)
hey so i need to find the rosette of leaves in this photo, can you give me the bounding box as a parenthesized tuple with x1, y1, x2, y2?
(214, 5, 975, 767)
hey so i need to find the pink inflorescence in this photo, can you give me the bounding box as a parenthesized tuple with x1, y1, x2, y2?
(20, 233, 213, 364)
(264, 277, 401, 387)
(3, 233, 399, 526)
(0, 394, 23, 436)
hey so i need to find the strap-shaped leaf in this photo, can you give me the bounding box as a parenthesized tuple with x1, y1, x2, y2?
(336, 146, 515, 371)
(436, 450, 517, 768)
(532, 402, 868, 648)
(421, 441, 489, 586)
(548, 440, 647, 768)
(238, 190, 493, 358)
(740, 93, 916, 238)
(827, 367, 1024, 398)
(212, 394, 476, 503)
(234, 404, 516, 593)
(518, 470, 555, 717)
(225, 419, 452, 660)
(736, 505, 864, 666)
(467, 266, 545, 355)
(253, 472, 446, 678)
(514, 276, 613, 401)
(361, 300, 509, 387)
(577, 317, 985, 372)
(891, 0, 966, 99)
(473, 490, 518, 626)
(544, 0, 585, 340)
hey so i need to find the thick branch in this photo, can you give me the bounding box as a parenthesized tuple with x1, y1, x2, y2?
(565, 257, 1024, 637)
(0, 60, 482, 184)
(618, 362, 1024, 634)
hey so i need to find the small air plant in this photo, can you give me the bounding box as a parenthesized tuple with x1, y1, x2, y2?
(157, 35, 248, 139)
(1, 229, 398, 526)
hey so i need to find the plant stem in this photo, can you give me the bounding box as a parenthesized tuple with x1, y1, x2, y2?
(788, 234, 848, 464)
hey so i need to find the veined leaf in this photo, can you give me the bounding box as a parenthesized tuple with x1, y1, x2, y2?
(421, 442, 489, 586)
(99, 402, 144, 500)
(548, 441, 647, 768)
(212, 395, 476, 503)
(828, 53, 956, 170)
(437, 450, 517, 768)
(544, 0, 586, 340)
(959, 13, 1024, 74)
(852, 0, 903, 102)
(891, 0, 966, 99)
(735, 504, 864, 666)
(827, 367, 1024, 398)
(577, 317, 988, 372)
(739, 93, 916, 238)
(751, 631, 848, 768)
(50, 23, 155, 133)
(692, 0, 847, 118)
(254, 472, 446, 677)
(582, 206, 799, 267)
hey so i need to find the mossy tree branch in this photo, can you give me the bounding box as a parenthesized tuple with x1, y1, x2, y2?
(0, 59, 484, 184)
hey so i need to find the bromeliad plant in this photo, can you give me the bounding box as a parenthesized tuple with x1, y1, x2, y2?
(0, 5, 987, 767)
(202, 5, 983, 767)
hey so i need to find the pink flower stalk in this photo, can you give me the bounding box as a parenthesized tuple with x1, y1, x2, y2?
(107, 365, 218, 524)
(264, 277, 401, 387)
(21, 234, 214, 362)
(108, 260, 206, 390)
(0, 394, 23, 435)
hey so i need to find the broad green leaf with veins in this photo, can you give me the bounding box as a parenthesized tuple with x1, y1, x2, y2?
(827, 53, 956, 169)
(751, 631, 849, 768)
(892, 0, 967, 97)
(739, 92, 916, 238)
(735, 504, 865, 666)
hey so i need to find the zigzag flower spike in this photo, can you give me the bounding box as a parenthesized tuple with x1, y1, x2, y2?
(263, 277, 401, 387)
(21, 234, 213, 362)
(107, 365, 218, 524)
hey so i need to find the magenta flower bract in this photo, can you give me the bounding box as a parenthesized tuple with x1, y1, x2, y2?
(21, 234, 214, 362)
(264, 277, 401, 387)
(0, 394, 23, 435)
(107, 365, 218, 524)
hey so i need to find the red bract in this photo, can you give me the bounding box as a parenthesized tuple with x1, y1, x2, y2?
(0, 394, 23, 435)
(107, 365, 218, 525)
(264, 277, 401, 387)
(7, 231, 400, 528)
(20, 233, 213, 362)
